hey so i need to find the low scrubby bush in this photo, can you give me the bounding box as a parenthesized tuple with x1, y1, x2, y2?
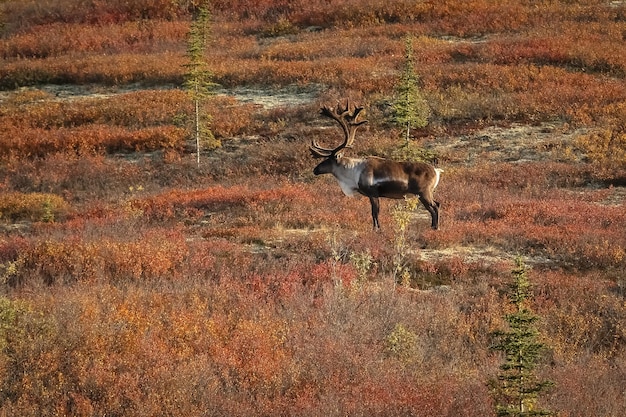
(0, 192, 68, 222)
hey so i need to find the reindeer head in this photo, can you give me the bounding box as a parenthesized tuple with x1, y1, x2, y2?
(310, 99, 368, 175)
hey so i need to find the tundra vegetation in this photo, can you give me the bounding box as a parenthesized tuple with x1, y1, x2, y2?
(0, 1, 625, 416)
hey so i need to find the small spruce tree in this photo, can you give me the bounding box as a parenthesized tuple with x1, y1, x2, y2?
(491, 258, 555, 417)
(183, 2, 219, 167)
(393, 35, 430, 146)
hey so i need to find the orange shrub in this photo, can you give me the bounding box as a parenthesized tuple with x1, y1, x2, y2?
(206, 313, 290, 394)
(0, 21, 188, 59)
(2, 0, 190, 29)
(0, 192, 68, 222)
(0, 125, 186, 157)
(9, 228, 188, 285)
(536, 270, 625, 360)
(0, 153, 146, 201)
(0, 51, 185, 88)
(206, 96, 261, 138)
(427, 62, 626, 125)
(132, 182, 322, 225)
(576, 128, 626, 167)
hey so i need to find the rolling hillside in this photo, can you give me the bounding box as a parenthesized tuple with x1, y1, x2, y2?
(1, 1, 625, 416)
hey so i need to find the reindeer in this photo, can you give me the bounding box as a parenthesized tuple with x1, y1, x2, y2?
(310, 100, 442, 230)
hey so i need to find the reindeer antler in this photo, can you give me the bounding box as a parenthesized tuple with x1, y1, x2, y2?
(310, 99, 368, 158)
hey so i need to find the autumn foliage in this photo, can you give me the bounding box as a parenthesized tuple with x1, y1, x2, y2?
(0, 1, 625, 416)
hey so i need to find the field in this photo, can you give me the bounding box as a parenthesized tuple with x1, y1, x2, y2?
(1, 1, 625, 416)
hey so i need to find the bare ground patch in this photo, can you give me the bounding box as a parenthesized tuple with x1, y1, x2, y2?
(0, 83, 322, 108)
(430, 122, 589, 165)
(215, 84, 322, 109)
(416, 245, 557, 269)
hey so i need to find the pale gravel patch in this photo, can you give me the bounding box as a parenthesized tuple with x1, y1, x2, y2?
(0, 83, 176, 103)
(597, 186, 626, 206)
(0, 83, 321, 109)
(215, 84, 322, 109)
(429, 122, 590, 165)
(415, 245, 557, 268)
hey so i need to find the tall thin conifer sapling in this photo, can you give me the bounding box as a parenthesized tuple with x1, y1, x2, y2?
(183, 2, 218, 167)
(393, 35, 430, 146)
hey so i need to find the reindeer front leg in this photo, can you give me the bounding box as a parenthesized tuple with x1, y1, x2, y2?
(368, 196, 381, 230)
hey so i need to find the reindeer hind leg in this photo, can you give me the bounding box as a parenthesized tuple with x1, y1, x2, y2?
(418, 194, 439, 230)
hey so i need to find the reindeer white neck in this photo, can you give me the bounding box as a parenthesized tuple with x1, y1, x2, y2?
(329, 157, 368, 197)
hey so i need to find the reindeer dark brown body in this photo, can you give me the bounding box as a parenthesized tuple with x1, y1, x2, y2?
(311, 100, 442, 230)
